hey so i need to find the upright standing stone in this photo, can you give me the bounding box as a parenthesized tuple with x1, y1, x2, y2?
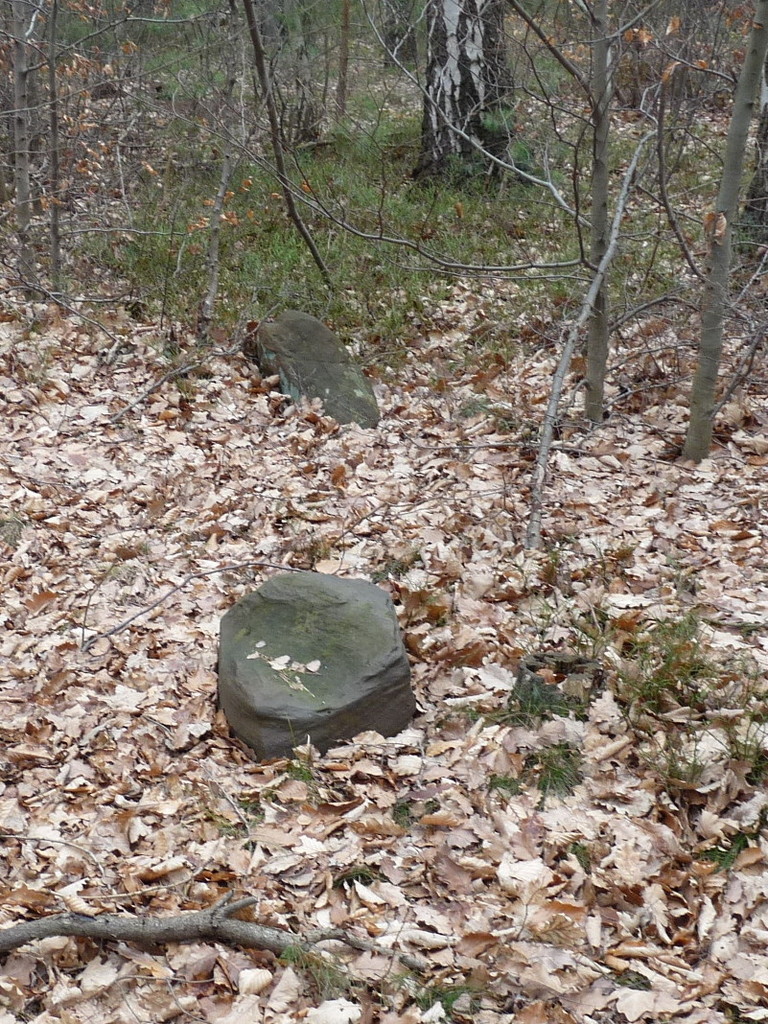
(245, 310, 380, 428)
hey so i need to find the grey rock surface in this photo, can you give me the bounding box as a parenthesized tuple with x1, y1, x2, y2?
(218, 573, 414, 759)
(246, 310, 380, 428)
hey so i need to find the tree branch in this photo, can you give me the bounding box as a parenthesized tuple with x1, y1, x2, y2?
(525, 132, 654, 549)
(81, 561, 303, 652)
(504, 0, 590, 97)
(239, 0, 332, 288)
(0, 893, 428, 972)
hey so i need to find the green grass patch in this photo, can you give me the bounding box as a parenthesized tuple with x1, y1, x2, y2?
(617, 612, 719, 715)
(488, 773, 521, 797)
(332, 864, 382, 888)
(569, 841, 592, 872)
(85, 101, 576, 350)
(392, 800, 414, 828)
(285, 759, 316, 784)
(702, 832, 754, 873)
(613, 970, 652, 990)
(524, 743, 583, 799)
(614, 613, 768, 794)
(279, 945, 353, 999)
(413, 981, 481, 1020)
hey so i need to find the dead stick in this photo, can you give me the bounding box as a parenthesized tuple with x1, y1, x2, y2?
(81, 560, 302, 652)
(0, 894, 427, 972)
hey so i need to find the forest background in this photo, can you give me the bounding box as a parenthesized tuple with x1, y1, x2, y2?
(1, 1, 768, 1022)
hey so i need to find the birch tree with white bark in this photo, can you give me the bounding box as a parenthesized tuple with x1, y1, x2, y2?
(415, 0, 511, 179)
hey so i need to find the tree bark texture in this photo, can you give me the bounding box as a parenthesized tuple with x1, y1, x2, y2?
(382, 0, 418, 66)
(415, 0, 510, 178)
(12, 0, 35, 288)
(743, 51, 768, 243)
(585, 0, 611, 423)
(47, 0, 61, 292)
(683, 0, 768, 462)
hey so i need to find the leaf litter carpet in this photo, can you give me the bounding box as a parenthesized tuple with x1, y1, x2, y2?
(1, 294, 768, 1023)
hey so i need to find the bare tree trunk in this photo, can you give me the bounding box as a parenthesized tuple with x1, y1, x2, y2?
(293, 8, 323, 144)
(47, 0, 62, 293)
(483, 0, 512, 106)
(336, 0, 350, 117)
(197, 149, 234, 341)
(584, 0, 611, 423)
(526, 135, 652, 549)
(743, 50, 768, 243)
(197, 11, 243, 341)
(683, 1, 768, 462)
(415, 0, 509, 179)
(12, 0, 37, 290)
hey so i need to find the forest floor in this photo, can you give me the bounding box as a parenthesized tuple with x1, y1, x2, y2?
(1, 283, 768, 1024)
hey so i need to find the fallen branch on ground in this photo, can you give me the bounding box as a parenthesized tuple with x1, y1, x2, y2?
(0, 893, 428, 972)
(81, 559, 302, 652)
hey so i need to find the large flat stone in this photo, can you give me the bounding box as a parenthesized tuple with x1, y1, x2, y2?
(218, 573, 414, 759)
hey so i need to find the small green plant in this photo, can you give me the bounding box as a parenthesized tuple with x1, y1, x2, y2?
(702, 812, 766, 872)
(392, 800, 414, 828)
(0, 513, 26, 548)
(569, 841, 592, 872)
(286, 759, 315, 784)
(615, 614, 768, 794)
(279, 946, 352, 999)
(660, 743, 706, 789)
(734, 621, 764, 638)
(524, 743, 583, 799)
(208, 813, 246, 838)
(617, 613, 718, 715)
(567, 605, 618, 662)
(488, 773, 521, 796)
(504, 662, 581, 726)
(370, 550, 421, 582)
(332, 864, 382, 888)
(614, 970, 652, 990)
(238, 799, 264, 824)
(743, 747, 768, 786)
(413, 981, 480, 1019)
(701, 832, 753, 873)
(206, 796, 263, 838)
(282, 756, 322, 803)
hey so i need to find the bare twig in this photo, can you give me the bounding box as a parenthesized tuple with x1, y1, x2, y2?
(95, 337, 243, 429)
(713, 323, 767, 414)
(0, 261, 129, 353)
(0, 892, 428, 972)
(504, 0, 590, 96)
(525, 132, 654, 549)
(81, 561, 302, 653)
(239, 0, 332, 288)
(655, 79, 705, 283)
(0, 835, 103, 872)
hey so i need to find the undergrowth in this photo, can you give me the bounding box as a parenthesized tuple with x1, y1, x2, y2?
(86, 117, 559, 352)
(612, 613, 768, 793)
